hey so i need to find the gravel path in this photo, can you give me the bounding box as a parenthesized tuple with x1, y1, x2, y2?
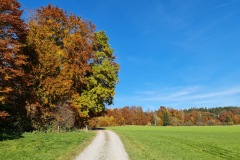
(75, 130, 129, 160)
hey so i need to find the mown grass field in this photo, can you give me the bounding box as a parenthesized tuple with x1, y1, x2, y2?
(109, 126, 240, 160)
(0, 131, 95, 160)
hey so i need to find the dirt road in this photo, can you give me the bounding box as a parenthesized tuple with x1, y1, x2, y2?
(75, 130, 129, 160)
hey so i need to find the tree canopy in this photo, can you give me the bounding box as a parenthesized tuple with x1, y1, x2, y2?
(0, 1, 119, 131)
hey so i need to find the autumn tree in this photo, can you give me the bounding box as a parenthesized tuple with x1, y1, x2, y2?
(26, 5, 119, 129)
(0, 0, 30, 130)
(119, 106, 148, 125)
(218, 111, 230, 124)
(232, 114, 239, 124)
(176, 110, 184, 125)
(106, 108, 125, 125)
(27, 5, 73, 129)
(157, 106, 168, 125)
(121, 106, 134, 125)
(195, 113, 203, 126)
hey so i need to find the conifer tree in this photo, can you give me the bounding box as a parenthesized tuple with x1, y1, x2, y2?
(163, 111, 170, 126)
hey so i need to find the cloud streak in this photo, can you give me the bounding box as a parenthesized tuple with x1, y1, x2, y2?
(142, 86, 240, 102)
(114, 85, 240, 109)
(212, 0, 240, 10)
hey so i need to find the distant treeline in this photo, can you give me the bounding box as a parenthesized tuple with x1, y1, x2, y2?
(89, 106, 240, 127)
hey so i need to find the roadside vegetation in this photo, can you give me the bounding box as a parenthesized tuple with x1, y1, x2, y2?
(109, 126, 240, 160)
(0, 131, 95, 160)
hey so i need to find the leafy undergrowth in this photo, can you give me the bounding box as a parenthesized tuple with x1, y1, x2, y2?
(0, 130, 95, 160)
(108, 126, 240, 160)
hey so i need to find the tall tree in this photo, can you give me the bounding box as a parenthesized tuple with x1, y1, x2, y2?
(163, 111, 170, 126)
(0, 0, 27, 104)
(27, 5, 119, 129)
(0, 0, 29, 130)
(26, 5, 96, 128)
(27, 5, 71, 129)
(73, 31, 119, 120)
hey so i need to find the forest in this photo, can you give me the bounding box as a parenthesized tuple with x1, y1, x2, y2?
(89, 106, 240, 127)
(0, 0, 119, 132)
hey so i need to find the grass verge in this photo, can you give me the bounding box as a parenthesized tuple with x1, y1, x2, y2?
(0, 130, 95, 160)
(108, 125, 240, 160)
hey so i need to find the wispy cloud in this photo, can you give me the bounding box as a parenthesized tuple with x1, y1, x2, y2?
(135, 90, 158, 95)
(143, 86, 240, 101)
(212, 0, 240, 10)
(113, 85, 240, 109)
(168, 86, 199, 98)
(184, 87, 240, 100)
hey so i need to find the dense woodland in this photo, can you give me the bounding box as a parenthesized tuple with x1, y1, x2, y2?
(89, 106, 240, 127)
(0, 0, 119, 132)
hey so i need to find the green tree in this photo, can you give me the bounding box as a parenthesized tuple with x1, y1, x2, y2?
(163, 111, 170, 126)
(226, 115, 233, 125)
(73, 31, 119, 122)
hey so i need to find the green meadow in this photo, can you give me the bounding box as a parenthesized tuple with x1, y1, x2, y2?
(109, 126, 240, 160)
(1, 126, 240, 160)
(0, 131, 95, 160)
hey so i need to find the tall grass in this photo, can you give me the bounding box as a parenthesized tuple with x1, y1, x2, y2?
(0, 130, 95, 160)
(109, 126, 240, 160)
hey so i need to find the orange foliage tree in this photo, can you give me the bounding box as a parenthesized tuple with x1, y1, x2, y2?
(0, 0, 31, 130)
(26, 5, 119, 129)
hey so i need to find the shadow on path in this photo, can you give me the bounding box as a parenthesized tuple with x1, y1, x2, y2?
(91, 127, 106, 130)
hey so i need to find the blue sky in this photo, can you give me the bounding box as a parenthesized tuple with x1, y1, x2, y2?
(19, 0, 240, 110)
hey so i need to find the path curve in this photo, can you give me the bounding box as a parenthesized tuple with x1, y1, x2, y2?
(75, 130, 129, 160)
